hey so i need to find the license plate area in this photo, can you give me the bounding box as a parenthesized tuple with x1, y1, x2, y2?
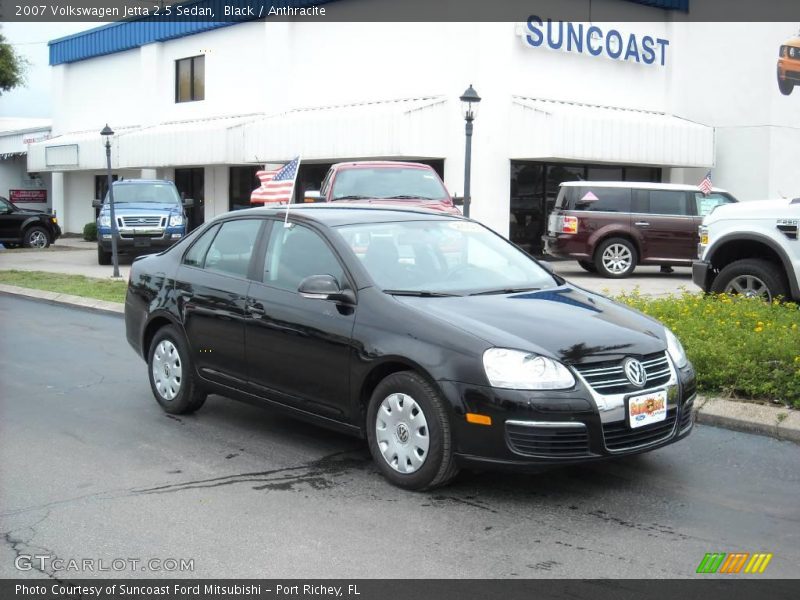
(628, 390, 667, 429)
(133, 236, 152, 248)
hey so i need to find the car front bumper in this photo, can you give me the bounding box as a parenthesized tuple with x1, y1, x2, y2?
(98, 229, 184, 252)
(692, 260, 712, 292)
(439, 361, 696, 469)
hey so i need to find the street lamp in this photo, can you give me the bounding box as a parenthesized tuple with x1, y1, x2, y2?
(101, 124, 120, 278)
(459, 84, 481, 218)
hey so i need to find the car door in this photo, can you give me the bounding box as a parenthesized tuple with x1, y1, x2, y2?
(634, 190, 696, 261)
(0, 197, 23, 242)
(174, 218, 264, 390)
(245, 220, 356, 419)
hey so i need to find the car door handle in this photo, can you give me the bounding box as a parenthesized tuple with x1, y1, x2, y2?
(634, 221, 651, 227)
(245, 302, 265, 316)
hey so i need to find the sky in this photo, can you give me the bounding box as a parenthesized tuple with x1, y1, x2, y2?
(0, 22, 96, 118)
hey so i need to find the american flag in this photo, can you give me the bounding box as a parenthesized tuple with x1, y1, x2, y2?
(250, 156, 301, 204)
(699, 170, 713, 196)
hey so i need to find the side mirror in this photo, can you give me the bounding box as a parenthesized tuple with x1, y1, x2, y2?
(92, 199, 103, 208)
(298, 275, 355, 304)
(182, 198, 195, 207)
(303, 191, 322, 203)
(452, 195, 464, 207)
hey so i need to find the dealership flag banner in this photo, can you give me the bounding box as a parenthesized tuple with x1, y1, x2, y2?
(699, 170, 713, 196)
(250, 156, 301, 204)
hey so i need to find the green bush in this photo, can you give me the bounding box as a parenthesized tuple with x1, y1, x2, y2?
(83, 222, 97, 242)
(615, 291, 800, 408)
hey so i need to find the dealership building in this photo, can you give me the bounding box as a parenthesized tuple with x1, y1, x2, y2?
(26, 0, 800, 252)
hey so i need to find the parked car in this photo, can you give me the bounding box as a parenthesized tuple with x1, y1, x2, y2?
(543, 181, 738, 278)
(93, 180, 192, 265)
(305, 161, 461, 214)
(125, 204, 696, 490)
(0, 196, 61, 249)
(777, 35, 800, 95)
(693, 197, 800, 302)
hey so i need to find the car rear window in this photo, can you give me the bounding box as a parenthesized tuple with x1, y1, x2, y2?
(562, 187, 631, 212)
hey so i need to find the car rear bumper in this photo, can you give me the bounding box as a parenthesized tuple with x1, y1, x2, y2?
(439, 363, 696, 468)
(541, 234, 591, 260)
(692, 260, 712, 292)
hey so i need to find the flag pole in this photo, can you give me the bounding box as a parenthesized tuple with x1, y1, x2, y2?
(284, 155, 301, 228)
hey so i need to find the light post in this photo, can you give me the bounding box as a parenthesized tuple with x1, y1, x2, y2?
(101, 124, 120, 278)
(459, 84, 481, 219)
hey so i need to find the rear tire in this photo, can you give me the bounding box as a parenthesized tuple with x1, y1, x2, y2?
(594, 238, 638, 278)
(366, 371, 459, 490)
(711, 259, 788, 302)
(23, 226, 50, 249)
(577, 260, 597, 273)
(147, 325, 207, 415)
(97, 246, 111, 265)
(778, 72, 794, 96)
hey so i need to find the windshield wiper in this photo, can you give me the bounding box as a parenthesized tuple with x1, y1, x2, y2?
(334, 195, 372, 200)
(380, 195, 433, 200)
(383, 289, 459, 297)
(469, 287, 542, 296)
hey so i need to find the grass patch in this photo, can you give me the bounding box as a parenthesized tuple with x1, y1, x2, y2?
(0, 270, 126, 303)
(616, 290, 800, 408)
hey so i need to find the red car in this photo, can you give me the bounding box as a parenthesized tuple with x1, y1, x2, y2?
(306, 161, 461, 215)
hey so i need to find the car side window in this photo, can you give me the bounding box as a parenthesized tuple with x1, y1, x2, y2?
(695, 193, 734, 217)
(573, 188, 631, 212)
(0, 197, 12, 214)
(264, 223, 345, 292)
(203, 219, 262, 277)
(183, 224, 220, 267)
(648, 191, 690, 216)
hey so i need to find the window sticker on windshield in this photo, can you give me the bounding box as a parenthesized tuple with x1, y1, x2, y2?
(449, 222, 482, 232)
(423, 174, 436, 179)
(581, 191, 599, 201)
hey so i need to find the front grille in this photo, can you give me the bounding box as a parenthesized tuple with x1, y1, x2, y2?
(119, 215, 165, 227)
(602, 409, 677, 451)
(506, 422, 590, 458)
(680, 395, 695, 431)
(573, 352, 671, 396)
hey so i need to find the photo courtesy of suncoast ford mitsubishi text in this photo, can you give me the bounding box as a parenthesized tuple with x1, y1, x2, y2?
(125, 205, 696, 490)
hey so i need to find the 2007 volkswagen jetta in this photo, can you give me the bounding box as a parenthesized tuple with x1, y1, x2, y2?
(125, 205, 696, 490)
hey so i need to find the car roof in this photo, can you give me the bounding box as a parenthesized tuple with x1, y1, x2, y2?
(559, 181, 731, 193)
(221, 203, 464, 227)
(331, 161, 433, 170)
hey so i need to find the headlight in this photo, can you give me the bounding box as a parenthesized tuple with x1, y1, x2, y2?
(665, 328, 688, 369)
(482, 348, 575, 390)
(99, 215, 111, 227)
(169, 214, 184, 227)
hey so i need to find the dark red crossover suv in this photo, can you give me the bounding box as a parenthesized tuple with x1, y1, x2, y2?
(542, 182, 738, 278)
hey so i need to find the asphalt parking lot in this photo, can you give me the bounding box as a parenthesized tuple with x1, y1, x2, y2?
(0, 240, 694, 298)
(1, 295, 798, 579)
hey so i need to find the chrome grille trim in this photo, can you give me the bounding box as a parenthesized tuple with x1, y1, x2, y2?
(573, 352, 672, 396)
(118, 215, 166, 227)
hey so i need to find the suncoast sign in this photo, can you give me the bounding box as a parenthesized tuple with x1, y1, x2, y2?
(521, 17, 670, 67)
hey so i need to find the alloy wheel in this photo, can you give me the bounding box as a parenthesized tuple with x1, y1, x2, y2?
(602, 243, 633, 275)
(375, 393, 430, 474)
(724, 275, 771, 301)
(29, 230, 48, 249)
(152, 340, 183, 401)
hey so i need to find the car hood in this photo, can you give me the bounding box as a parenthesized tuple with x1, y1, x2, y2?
(332, 198, 460, 215)
(12, 207, 45, 215)
(394, 285, 666, 365)
(705, 198, 798, 223)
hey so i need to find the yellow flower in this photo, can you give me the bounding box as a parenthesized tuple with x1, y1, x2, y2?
(754, 326, 763, 333)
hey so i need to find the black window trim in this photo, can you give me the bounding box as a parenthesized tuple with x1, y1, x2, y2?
(180, 217, 268, 281)
(175, 55, 204, 103)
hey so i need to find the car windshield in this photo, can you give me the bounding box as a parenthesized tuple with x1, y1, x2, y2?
(332, 167, 448, 201)
(107, 183, 182, 204)
(335, 220, 557, 295)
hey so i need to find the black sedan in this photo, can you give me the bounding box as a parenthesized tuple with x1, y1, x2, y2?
(0, 196, 61, 249)
(125, 205, 696, 490)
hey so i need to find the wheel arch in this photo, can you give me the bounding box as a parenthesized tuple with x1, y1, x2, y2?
(21, 218, 51, 241)
(590, 229, 641, 262)
(706, 233, 799, 299)
(142, 311, 183, 358)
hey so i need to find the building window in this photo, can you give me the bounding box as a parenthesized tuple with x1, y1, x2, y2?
(229, 166, 261, 211)
(175, 55, 205, 103)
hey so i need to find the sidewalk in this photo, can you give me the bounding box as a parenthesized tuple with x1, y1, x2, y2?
(0, 239, 132, 279)
(0, 283, 797, 446)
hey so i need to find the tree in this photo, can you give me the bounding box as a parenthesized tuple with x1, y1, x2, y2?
(0, 33, 28, 95)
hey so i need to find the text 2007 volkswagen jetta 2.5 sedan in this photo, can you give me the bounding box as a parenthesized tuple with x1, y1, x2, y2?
(125, 205, 696, 490)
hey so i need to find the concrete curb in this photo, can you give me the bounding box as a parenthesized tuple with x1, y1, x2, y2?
(0, 284, 797, 444)
(0, 283, 124, 316)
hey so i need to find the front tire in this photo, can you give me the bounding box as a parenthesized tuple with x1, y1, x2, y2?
(147, 325, 207, 414)
(24, 226, 50, 249)
(711, 259, 788, 302)
(594, 237, 638, 278)
(366, 371, 458, 490)
(97, 246, 111, 265)
(778, 72, 794, 96)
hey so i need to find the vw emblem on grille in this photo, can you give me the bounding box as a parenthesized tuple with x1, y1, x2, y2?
(623, 358, 647, 387)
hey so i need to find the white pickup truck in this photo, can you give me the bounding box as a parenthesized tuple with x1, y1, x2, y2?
(692, 198, 800, 302)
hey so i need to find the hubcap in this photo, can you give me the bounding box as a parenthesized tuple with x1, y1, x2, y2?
(29, 231, 47, 248)
(152, 340, 183, 401)
(602, 244, 632, 274)
(375, 393, 430, 474)
(725, 275, 771, 301)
